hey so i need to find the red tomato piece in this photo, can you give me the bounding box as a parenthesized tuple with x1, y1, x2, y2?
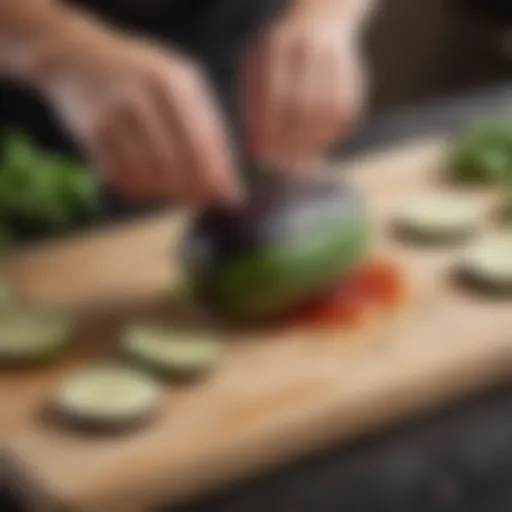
(288, 261, 406, 329)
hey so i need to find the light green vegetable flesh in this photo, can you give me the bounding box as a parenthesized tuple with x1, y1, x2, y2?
(395, 196, 481, 244)
(194, 215, 371, 322)
(460, 237, 512, 293)
(55, 366, 163, 427)
(0, 309, 73, 367)
(123, 324, 220, 379)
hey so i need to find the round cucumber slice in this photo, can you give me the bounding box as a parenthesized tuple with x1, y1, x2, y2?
(55, 365, 163, 431)
(458, 237, 512, 295)
(0, 309, 73, 368)
(395, 195, 481, 244)
(122, 324, 221, 380)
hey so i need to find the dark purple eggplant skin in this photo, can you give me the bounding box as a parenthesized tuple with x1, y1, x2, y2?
(182, 175, 365, 273)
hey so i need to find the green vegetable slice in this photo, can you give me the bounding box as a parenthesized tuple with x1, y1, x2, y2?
(0, 308, 74, 368)
(122, 324, 221, 380)
(394, 195, 481, 244)
(193, 216, 370, 323)
(458, 236, 512, 294)
(55, 365, 163, 431)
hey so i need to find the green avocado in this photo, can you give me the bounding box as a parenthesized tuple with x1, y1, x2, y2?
(183, 176, 371, 323)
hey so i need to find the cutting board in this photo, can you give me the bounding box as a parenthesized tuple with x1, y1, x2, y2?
(1, 138, 511, 512)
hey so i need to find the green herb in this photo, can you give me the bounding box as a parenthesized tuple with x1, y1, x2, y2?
(0, 131, 103, 242)
(450, 120, 512, 185)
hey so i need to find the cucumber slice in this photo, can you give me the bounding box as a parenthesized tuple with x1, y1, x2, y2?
(394, 195, 481, 244)
(458, 237, 512, 295)
(55, 366, 163, 431)
(122, 324, 221, 380)
(0, 309, 73, 368)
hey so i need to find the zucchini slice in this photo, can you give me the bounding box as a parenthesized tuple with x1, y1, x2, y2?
(0, 309, 73, 368)
(394, 195, 481, 244)
(55, 365, 163, 431)
(458, 237, 512, 295)
(122, 324, 221, 380)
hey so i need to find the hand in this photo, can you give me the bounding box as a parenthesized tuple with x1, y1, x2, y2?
(242, 5, 367, 172)
(36, 18, 239, 205)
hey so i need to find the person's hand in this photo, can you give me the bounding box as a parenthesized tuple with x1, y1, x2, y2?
(242, 4, 367, 172)
(35, 16, 239, 205)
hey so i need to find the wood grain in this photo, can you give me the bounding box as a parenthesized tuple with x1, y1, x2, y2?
(1, 138, 511, 511)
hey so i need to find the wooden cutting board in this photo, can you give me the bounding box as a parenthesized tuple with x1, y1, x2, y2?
(1, 138, 511, 512)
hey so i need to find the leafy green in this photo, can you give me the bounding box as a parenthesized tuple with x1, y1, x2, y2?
(450, 120, 512, 185)
(0, 131, 103, 241)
